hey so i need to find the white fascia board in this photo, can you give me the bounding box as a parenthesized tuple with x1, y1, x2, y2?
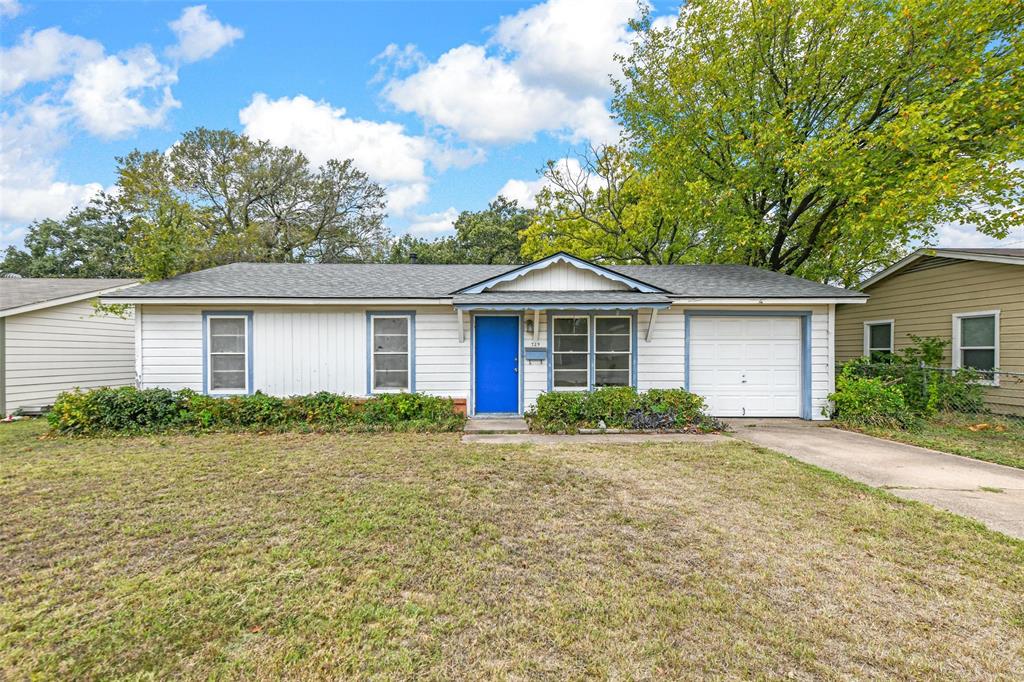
(99, 297, 454, 306)
(668, 297, 867, 305)
(1, 282, 139, 318)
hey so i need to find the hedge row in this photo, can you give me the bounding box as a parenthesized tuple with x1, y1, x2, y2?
(48, 387, 465, 435)
(527, 387, 722, 433)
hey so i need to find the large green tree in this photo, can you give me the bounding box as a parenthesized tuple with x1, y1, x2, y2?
(383, 197, 533, 264)
(2, 128, 390, 279)
(525, 0, 1023, 284)
(0, 196, 135, 278)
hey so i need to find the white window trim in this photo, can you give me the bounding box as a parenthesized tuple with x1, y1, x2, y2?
(862, 319, 894, 357)
(952, 310, 1000, 386)
(206, 314, 249, 395)
(594, 315, 632, 388)
(552, 314, 590, 391)
(370, 313, 413, 393)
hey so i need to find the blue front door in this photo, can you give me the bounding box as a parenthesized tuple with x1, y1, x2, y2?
(475, 316, 519, 414)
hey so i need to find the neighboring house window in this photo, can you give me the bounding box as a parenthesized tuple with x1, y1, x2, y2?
(206, 314, 250, 394)
(953, 311, 999, 385)
(594, 316, 631, 387)
(863, 320, 894, 361)
(371, 314, 412, 392)
(552, 316, 589, 389)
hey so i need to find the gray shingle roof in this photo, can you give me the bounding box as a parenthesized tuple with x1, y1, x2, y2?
(1, 278, 137, 312)
(104, 261, 864, 300)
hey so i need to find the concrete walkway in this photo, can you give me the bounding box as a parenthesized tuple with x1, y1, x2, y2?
(462, 432, 729, 445)
(726, 419, 1024, 539)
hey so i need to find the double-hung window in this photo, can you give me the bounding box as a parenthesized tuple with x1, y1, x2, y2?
(594, 316, 631, 387)
(206, 313, 250, 394)
(552, 316, 589, 389)
(552, 314, 633, 390)
(863, 320, 894, 361)
(371, 314, 412, 392)
(953, 311, 999, 384)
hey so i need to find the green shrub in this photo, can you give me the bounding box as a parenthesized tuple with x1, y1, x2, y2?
(826, 367, 916, 429)
(47, 387, 463, 435)
(528, 387, 718, 433)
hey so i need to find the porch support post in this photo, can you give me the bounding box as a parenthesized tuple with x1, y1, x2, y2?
(646, 308, 659, 342)
(457, 308, 465, 343)
(533, 309, 540, 342)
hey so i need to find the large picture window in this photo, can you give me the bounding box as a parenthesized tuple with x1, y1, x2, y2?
(551, 314, 633, 390)
(371, 314, 412, 392)
(206, 314, 250, 394)
(594, 316, 631, 387)
(552, 316, 589, 389)
(953, 311, 999, 384)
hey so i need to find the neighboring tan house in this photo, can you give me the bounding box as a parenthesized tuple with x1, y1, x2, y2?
(102, 252, 866, 420)
(0, 278, 138, 416)
(835, 248, 1024, 415)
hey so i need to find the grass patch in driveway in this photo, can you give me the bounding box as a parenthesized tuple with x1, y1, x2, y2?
(2, 419, 1023, 679)
(851, 412, 1024, 470)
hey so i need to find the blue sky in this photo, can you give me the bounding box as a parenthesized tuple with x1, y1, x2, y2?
(0, 0, 1013, 251)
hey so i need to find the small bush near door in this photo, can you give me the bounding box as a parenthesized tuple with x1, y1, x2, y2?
(528, 387, 721, 433)
(48, 387, 465, 435)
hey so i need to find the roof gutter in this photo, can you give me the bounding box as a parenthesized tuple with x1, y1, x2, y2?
(100, 295, 866, 306)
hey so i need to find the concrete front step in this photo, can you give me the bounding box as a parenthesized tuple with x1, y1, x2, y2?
(464, 417, 529, 434)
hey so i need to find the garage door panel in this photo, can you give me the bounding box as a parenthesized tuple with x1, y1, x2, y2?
(688, 315, 803, 418)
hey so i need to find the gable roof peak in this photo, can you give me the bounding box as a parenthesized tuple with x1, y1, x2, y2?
(452, 252, 667, 294)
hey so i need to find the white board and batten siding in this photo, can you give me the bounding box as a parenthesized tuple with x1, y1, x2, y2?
(3, 299, 135, 414)
(140, 305, 470, 399)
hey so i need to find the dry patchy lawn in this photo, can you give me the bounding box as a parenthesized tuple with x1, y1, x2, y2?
(1, 419, 1023, 680)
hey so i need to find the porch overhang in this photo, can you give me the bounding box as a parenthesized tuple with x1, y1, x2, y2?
(451, 291, 672, 312)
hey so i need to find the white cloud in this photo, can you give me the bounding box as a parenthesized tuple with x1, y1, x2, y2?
(239, 93, 481, 215)
(494, 157, 597, 208)
(0, 0, 21, 18)
(380, 0, 631, 145)
(493, 0, 634, 97)
(932, 222, 1022, 249)
(0, 105, 106, 248)
(407, 207, 459, 235)
(64, 47, 180, 138)
(0, 28, 105, 94)
(167, 5, 243, 63)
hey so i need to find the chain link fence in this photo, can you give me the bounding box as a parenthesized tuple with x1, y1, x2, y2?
(842, 361, 1024, 418)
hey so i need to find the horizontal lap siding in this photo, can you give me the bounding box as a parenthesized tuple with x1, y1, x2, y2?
(141, 305, 469, 399)
(637, 307, 686, 390)
(140, 306, 203, 391)
(835, 260, 1024, 414)
(4, 299, 135, 414)
(524, 316, 548, 409)
(414, 307, 469, 399)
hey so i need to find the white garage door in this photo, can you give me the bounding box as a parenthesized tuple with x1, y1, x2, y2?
(689, 316, 802, 417)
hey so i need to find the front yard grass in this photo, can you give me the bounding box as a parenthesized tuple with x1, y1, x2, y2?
(851, 412, 1024, 470)
(2, 419, 1022, 679)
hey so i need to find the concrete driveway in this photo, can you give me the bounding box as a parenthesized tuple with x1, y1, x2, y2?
(726, 419, 1024, 540)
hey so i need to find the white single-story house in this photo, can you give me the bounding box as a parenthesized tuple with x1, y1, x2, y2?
(103, 253, 867, 419)
(1, 277, 138, 416)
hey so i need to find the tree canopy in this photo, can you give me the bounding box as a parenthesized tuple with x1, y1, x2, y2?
(1, 128, 389, 280)
(382, 197, 533, 264)
(524, 0, 1024, 284)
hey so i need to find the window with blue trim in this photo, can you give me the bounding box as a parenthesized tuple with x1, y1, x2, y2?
(207, 314, 249, 393)
(594, 316, 631, 387)
(552, 316, 589, 389)
(371, 314, 412, 391)
(551, 314, 633, 390)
